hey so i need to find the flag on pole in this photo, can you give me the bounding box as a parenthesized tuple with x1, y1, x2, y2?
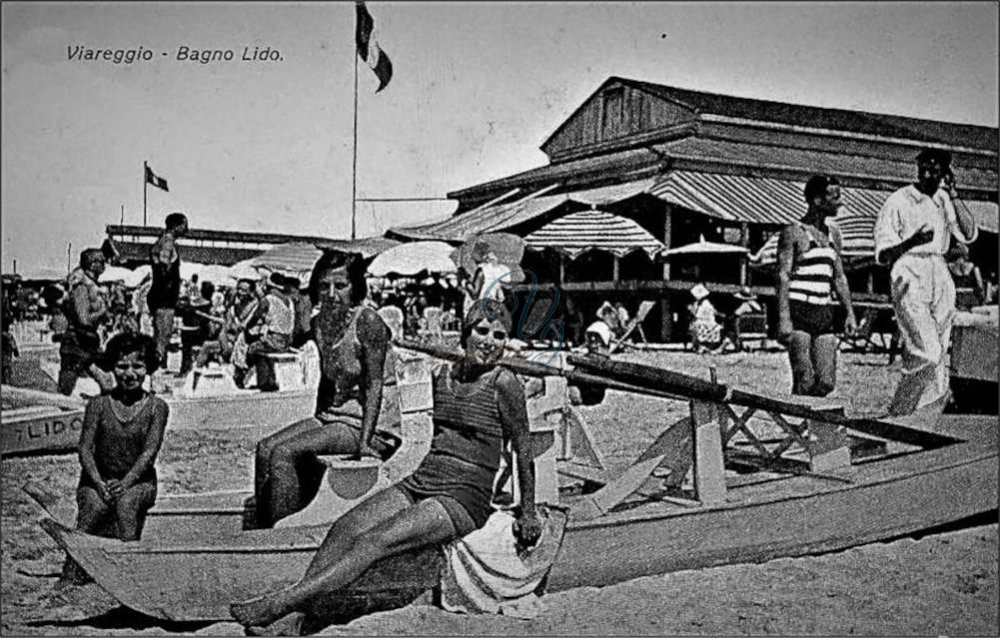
(356, 1, 393, 92)
(145, 165, 169, 192)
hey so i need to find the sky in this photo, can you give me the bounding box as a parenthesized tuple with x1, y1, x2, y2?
(2, 1, 998, 276)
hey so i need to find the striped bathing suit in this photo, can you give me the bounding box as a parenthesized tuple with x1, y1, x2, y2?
(397, 365, 506, 534)
(788, 223, 838, 336)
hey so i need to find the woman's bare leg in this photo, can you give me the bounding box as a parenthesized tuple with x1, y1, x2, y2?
(239, 486, 412, 638)
(231, 491, 458, 629)
(59, 486, 109, 586)
(113, 483, 157, 540)
(265, 422, 358, 526)
(255, 418, 321, 523)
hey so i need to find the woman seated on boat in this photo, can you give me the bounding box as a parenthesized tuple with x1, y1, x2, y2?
(253, 253, 402, 528)
(231, 299, 543, 636)
(58, 332, 168, 587)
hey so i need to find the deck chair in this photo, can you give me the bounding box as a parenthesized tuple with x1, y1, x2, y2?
(733, 312, 768, 351)
(422, 306, 444, 342)
(839, 307, 892, 354)
(608, 301, 655, 354)
(377, 305, 405, 340)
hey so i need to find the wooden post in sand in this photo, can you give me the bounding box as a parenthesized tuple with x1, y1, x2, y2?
(691, 399, 727, 505)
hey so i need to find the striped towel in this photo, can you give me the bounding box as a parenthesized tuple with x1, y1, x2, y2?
(440, 505, 568, 618)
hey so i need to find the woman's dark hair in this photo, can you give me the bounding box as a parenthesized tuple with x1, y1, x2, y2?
(308, 251, 369, 306)
(101, 332, 160, 374)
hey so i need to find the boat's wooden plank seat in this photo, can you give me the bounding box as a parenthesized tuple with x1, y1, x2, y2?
(275, 351, 436, 528)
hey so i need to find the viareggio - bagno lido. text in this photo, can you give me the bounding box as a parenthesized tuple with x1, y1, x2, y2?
(66, 46, 282, 64)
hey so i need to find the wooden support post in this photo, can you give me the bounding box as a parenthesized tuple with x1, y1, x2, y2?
(691, 400, 727, 505)
(661, 203, 673, 342)
(612, 256, 620, 283)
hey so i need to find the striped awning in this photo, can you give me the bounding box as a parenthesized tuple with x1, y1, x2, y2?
(654, 170, 997, 231)
(651, 171, 892, 226)
(251, 242, 325, 281)
(751, 216, 879, 266)
(390, 178, 658, 241)
(958, 199, 999, 234)
(752, 203, 998, 266)
(524, 209, 666, 259)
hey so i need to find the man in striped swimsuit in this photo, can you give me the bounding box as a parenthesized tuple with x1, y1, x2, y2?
(777, 175, 858, 397)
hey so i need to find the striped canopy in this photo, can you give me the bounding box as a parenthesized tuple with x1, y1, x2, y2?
(750, 216, 876, 266)
(251, 242, 324, 281)
(524, 209, 666, 260)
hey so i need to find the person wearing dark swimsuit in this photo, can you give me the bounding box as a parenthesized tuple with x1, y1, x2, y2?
(58, 333, 167, 588)
(231, 299, 542, 636)
(253, 253, 401, 528)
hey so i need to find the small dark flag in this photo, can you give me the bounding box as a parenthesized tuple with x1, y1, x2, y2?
(145, 165, 169, 192)
(356, 1, 393, 92)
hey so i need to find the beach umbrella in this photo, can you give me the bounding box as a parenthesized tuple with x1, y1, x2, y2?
(198, 264, 237, 288)
(20, 267, 68, 283)
(523, 210, 665, 260)
(98, 266, 133, 284)
(127, 265, 152, 288)
(228, 260, 263, 283)
(367, 241, 457, 277)
(316, 236, 402, 260)
(251, 242, 325, 282)
(661, 235, 749, 257)
(454, 233, 525, 274)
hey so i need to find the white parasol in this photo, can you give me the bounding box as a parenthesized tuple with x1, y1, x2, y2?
(367, 241, 457, 277)
(661, 235, 749, 257)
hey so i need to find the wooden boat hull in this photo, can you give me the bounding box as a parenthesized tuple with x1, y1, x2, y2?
(2, 386, 86, 456)
(38, 415, 997, 623)
(0, 384, 312, 456)
(163, 388, 315, 433)
(1, 406, 85, 456)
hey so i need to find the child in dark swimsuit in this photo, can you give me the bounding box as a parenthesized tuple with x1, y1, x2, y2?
(57, 332, 168, 587)
(231, 299, 542, 636)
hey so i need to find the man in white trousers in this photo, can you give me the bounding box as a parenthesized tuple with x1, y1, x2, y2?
(874, 148, 978, 415)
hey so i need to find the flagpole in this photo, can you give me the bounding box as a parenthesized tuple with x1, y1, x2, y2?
(143, 160, 148, 227)
(350, 46, 359, 240)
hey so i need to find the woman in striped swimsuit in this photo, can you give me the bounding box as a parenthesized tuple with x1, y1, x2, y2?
(231, 299, 542, 635)
(777, 175, 858, 397)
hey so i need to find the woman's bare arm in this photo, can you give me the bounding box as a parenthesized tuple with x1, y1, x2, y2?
(496, 368, 541, 546)
(356, 308, 391, 458)
(78, 399, 109, 501)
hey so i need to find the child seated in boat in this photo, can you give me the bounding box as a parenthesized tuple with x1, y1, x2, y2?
(253, 253, 402, 528)
(231, 300, 543, 636)
(58, 332, 168, 587)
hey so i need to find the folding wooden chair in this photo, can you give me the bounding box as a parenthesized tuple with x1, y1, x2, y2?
(733, 312, 768, 351)
(839, 307, 891, 354)
(609, 300, 655, 354)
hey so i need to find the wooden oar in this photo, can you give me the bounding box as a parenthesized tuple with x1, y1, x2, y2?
(568, 355, 961, 448)
(394, 339, 686, 402)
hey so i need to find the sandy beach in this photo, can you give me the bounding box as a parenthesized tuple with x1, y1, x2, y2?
(2, 349, 997, 636)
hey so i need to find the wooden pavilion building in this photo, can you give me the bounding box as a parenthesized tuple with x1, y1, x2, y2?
(388, 77, 999, 342)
